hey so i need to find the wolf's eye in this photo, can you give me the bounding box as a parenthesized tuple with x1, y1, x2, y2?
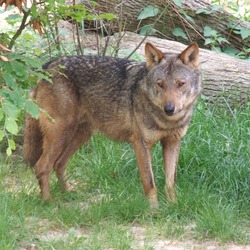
(178, 81, 185, 87)
(157, 80, 164, 88)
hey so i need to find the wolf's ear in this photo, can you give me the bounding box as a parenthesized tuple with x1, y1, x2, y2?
(179, 42, 199, 69)
(145, 42, 164, 70)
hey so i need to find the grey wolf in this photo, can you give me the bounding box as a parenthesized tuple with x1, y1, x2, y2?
(23, 42, 201, 207)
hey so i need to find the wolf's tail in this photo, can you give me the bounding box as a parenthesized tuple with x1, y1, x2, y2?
(23, 88, 43, 167)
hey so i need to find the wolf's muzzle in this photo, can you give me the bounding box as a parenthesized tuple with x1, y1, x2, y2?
(164, 103, 175, 116)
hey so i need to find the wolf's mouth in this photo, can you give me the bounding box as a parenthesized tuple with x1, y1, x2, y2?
(164, 108, 182, 117)
(165, 111, 175, 116)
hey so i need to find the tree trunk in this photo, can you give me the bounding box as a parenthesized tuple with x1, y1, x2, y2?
(106, 32, 250, 106)
(90, 0, 250, 53)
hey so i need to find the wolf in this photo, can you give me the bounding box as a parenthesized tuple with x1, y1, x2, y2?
(23, 42, 201, 207)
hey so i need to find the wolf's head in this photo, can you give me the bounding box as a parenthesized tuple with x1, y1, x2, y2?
(144, 42, 201, 118)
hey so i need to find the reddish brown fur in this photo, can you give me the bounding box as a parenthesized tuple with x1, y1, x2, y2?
(23, 42, 201, 207)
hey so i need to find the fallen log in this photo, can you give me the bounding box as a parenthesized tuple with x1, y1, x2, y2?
(90, 0, 250, 53)
(106, 32, 250, 106)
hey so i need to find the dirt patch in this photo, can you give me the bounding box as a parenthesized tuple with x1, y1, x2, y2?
(38, 228, 89, 242)
(19, 221, 250, 250)
(131, 226, 250, 250)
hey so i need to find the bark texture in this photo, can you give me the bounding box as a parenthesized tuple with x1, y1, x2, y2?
(107, 32, 250, 106)
(89, 0, 250, 52)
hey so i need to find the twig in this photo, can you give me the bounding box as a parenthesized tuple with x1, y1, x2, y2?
(126, 7, 167, 59)
(73, 0, 83, 55)
(54, 14, 62, 56)
(168, 0, 205, 41)
(8, 8, 31, 49)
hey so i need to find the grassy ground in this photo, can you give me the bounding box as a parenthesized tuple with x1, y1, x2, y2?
(0, 99, 249, 249)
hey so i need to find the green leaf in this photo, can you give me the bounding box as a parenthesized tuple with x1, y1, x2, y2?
(223, 46, 240, 56)
(204, 38, 214, 45)
(196, 8, 213, 15)
(6, 14, 22, 25)
(173, 0, 182, 7)
(137, 5, 159, 20)
(48, 0, 55, 10)
(99, 13, 116, 20)
(25, 101, 39, 119)
(15, 54, 42, 68)
(2, 61, 13, 72)
(30, 4, 38, 18)
(74, 13, 86, 22)
(2, 71, 17, 89)
(58, 5, 69, 14)
(32, 71, 52, 83)
(56, 0, 65, 3)
(0, 109, 3, 121)
(5, 117, 18, 135)
(227, 22, 236, 29)
(10, 61, 26, 77)
(204, 26, 217, 37)
(228, 2, 239, 12)
(211, 5, 223, 11)
(217, 37, 230, 44)
(2, 101, 19, 120)
(172, 28, 188, 40)
(211, 46, 221, 52)
(6, 147, 12, 156)
(9, 91, 25, 108)
(86, 14, 98, 21)
(179, 9, 195, 24)
(0, 130, 4, 141)
(139, 25, 157, 36)
(22, 33, 37, 42)
(240, 28, 250, 40)
(8, 139, 16, 150)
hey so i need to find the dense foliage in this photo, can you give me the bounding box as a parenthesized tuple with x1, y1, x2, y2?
(0, 0, 116, 154)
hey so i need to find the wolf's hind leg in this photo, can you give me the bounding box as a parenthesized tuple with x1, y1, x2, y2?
(53, 122, 93, 192)
(35, 136, 68, 200)
(34, 119, 79, 199)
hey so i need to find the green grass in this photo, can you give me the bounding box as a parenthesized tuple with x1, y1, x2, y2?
(0, 99, 249, 249)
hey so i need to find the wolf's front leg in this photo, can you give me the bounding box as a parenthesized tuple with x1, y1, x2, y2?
(133, 138, 158, 208)
(161, 138, 181, 202)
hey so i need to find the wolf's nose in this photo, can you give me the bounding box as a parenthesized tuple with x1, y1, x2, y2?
(164, 103, 175, 116)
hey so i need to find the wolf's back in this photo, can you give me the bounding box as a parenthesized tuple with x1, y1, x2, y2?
(23, 88, 43, 167)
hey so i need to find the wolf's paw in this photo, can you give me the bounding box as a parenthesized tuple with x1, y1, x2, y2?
(165, 187, 176, 203)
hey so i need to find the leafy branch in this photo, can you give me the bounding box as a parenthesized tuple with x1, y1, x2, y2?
(8, 8, 31, 50)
